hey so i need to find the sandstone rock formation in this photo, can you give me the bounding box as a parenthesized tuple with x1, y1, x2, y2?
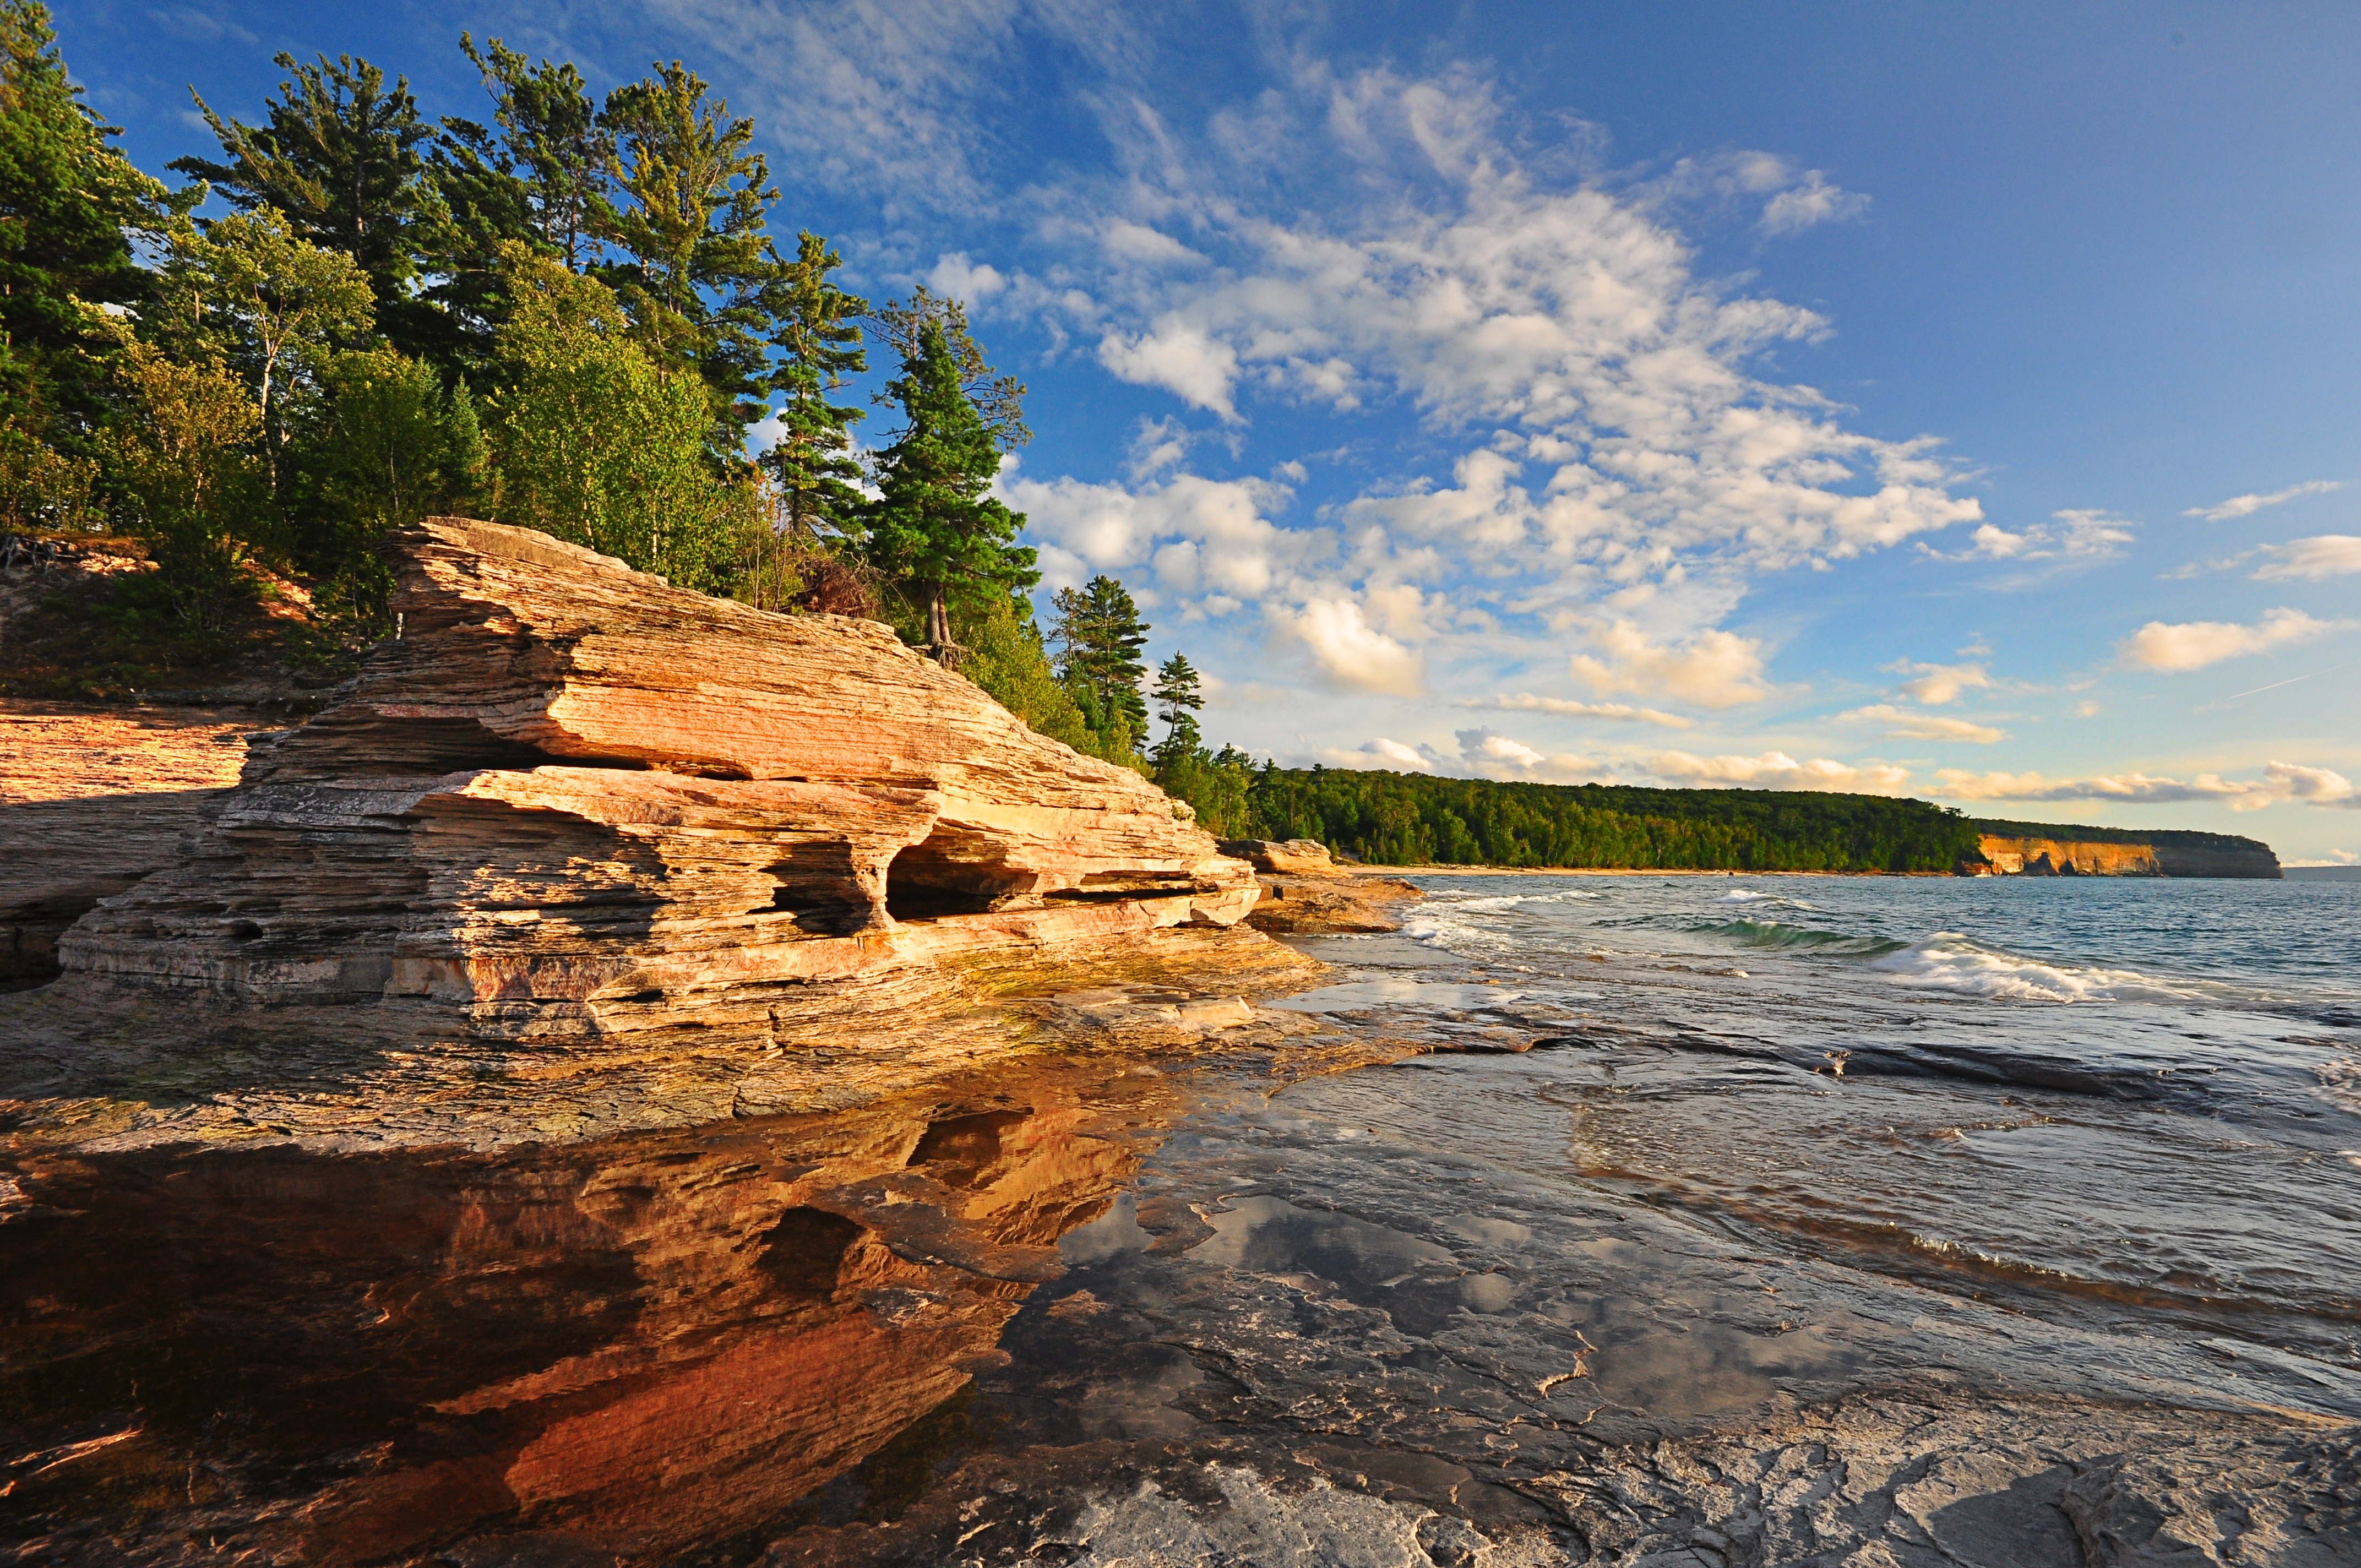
(1218, 837, 1425, 934)
(2, 518, 1295, 1145)
(1974, 835, 2163, 877)
(1970, 826, 2282, 879)
(0, 705, 254, 986)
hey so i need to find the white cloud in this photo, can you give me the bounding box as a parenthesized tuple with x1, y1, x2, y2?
(1314, 737, 1435, 771)
(1935, 761, 2359, 813)
(2254, 535, 2361, 581)
(1459, 693, 1693, 729)
(1454, 727, 1598, 783)
(1647, 749, 1912, 794)
(1097, 319, 1244, 421)
(1886, 659, 1993, 705)
(1274, 597, 1424, 695)
(2184, 480, 2342, 522)
(1947, 510, 2134, 563)
(2117, 607, 2349, 672)
(927, 250, 1007, 302)
(1568, 620, 1774, 709)
(997, 462, 1305, 596)
(1759, 170, 1872, 234)
(1841, 704, 2008, 743)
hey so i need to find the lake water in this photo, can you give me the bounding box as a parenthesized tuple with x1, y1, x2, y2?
(7, 874, 2358, 1563)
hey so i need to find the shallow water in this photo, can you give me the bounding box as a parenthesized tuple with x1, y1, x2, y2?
(6, 875, 2359, 1563)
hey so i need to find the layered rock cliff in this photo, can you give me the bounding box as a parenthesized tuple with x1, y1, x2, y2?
(1969, 820, 2282, 879)
(1975, 835, 2163, 877)
(3, 518, 1299, 1146)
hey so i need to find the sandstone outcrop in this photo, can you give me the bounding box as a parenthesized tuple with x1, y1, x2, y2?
(1974, 835, 2163, 877)
(1218, 836, 1425, 934)
(0, 705, 255, 985)
(1968, 824, 2282, 879)
(2, 518, 1299, 1146)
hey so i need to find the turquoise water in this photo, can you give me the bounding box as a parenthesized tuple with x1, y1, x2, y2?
(1276, 874, 2361, 1408)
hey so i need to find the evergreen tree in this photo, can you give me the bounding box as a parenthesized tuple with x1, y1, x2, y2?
(758, 230, 867, 546)
(869, 286, 1027, 449)
(428, 35, 612, 363)
(171, 53, 447, 363)
(862, 319, 1037, 662)
(1050, 575, 1150, 742)
(595, 62, 778, 435)
(1150, 652, 1204, 764)
(0, 0, 178, 443)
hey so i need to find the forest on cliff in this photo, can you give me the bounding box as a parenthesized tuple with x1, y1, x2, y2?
(1237, 769, 1985, 872)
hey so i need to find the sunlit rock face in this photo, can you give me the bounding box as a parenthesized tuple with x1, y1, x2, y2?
(53, 518, 1258, 1042)
(0, 1064, 1176, 1564)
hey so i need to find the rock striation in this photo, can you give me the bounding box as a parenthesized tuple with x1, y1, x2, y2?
(1973, 835, 2163, 878)
(8, 518, 1278, 1140)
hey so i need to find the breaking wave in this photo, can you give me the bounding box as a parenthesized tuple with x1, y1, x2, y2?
(1867, 932, 2195, 1003)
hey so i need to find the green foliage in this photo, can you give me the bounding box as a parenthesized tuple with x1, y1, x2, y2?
(759, 231, 868, 548)
(1051, 575, 1149, 743)
(481, 244, 754, 591)
(862, 319, 1037, 660)
(1241, 769, 1984, 872)
(595, 61, 779, 428)
(427, 36, 612, 364)
(0, 421, 99, 531)
(0, 0, 176, 441)
(1149, 652, 1204, 765)
(956, 594, 1106, 758)
(99, 343, 271, 635)
(171, 52, 447, 362)
(1157, 744, 1256, 837)
(292, 348, 484, 641)
(157, 209, 375, 492)
(868, 287, 1029, 450)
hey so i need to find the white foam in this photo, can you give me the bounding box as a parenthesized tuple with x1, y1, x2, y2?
(1867, 932, 2191, 1003)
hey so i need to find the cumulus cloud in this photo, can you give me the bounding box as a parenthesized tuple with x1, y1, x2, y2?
(1886, 659, 1993, 705)
(997, 462, 1305, 596)
(1647, 749, 1911, 794)
(1273, 597, 1424, 695)
(927, 251, 1007, 302)
(1097, 319, 1243, 421)
(1567, 621, 1774, 709)
(1453, 727, 1598, 783)
(1841, 704, 2008, 743)
(2254, 535, 2361, 581)
(2184, 480, 2342, 522)
(1457, 693, 1693, 729)
(1934, 761, 2359, 813)
(2117, 607, 2349, 672)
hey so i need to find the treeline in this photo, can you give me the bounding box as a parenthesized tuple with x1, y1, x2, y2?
(1, 7, 1161, 759)
(1239, 770, 1985, 872)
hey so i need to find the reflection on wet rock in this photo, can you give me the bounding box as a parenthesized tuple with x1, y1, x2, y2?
(0, 1061, 1176, 1564)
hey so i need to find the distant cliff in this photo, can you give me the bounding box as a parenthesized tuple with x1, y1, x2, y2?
(1970, 820, 2281, 879)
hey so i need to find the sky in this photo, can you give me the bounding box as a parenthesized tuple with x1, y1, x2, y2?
(61, 0, 2361, 863)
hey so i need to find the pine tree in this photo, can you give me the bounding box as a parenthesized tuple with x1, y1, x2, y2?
(428, 35, 612, 363)
(862, 319, 1037, 662)
(0, 0, 178, 443)
(758, 231, 867, 546)
(595, 62, 778, 437)
(170, 53, 445, 364)
(1150, 652, 1205, 765)
(1051, 575, 1150, 742)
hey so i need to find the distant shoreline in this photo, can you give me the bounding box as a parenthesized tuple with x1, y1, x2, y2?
(1338, 864, 1948, 878)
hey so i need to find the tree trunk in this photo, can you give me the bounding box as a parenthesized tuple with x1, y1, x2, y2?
(926, 586, 958, 667)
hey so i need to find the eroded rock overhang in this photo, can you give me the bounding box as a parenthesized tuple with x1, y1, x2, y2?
(57, 518, 1259, 1040)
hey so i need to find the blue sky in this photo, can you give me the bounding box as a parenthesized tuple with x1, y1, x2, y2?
(63, 1, 2361, 861)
